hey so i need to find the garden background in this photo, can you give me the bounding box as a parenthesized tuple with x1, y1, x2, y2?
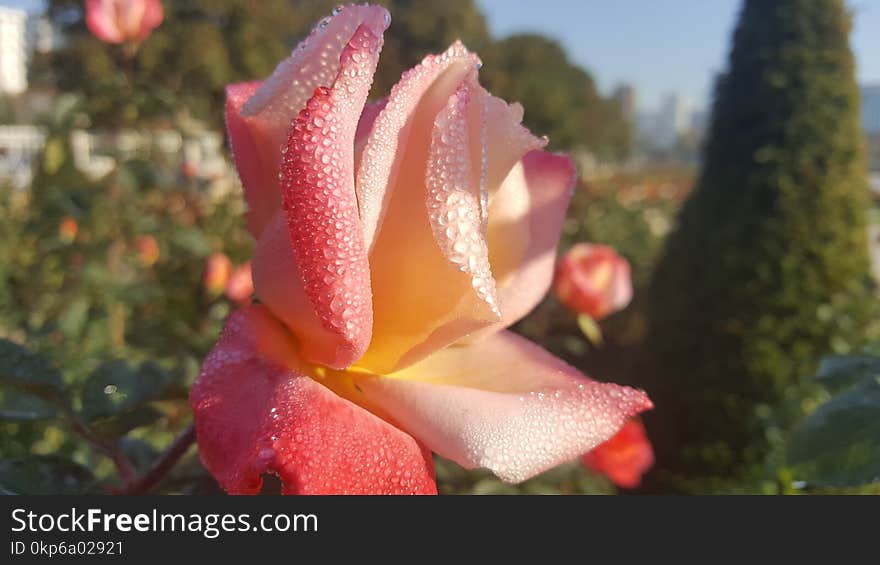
(1, 0, 879, 494)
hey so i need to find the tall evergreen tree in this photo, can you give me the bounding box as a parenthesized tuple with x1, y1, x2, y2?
(639, 0, 874, 487)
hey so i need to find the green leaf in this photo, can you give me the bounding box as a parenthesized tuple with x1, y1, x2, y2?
(118, 437, 159, 473)
(88, 405, 163, 440)
(0, 456, 97, 495)
(577, 314, 604, 346)
(0, 389, 59, 421)
(80, 360, 174, 421)
(815, 354, 880, 390)
(787, 378, 880, 487)
(171, 227, 211, 256)
(58, 297, 90, 338)
(0, 339, 68, 408)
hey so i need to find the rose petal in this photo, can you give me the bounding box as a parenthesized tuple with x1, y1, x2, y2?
(226, 4, 390, 238)
(483, 95, 548, 201)
(426, 74, 500, 316)
(190, 306, 437, 495)
(357, 41, 480, 250)
(254, 212, 364, 368)
(355, 97, 388, 168)
(86, 0, 124, 43)
(555, 243, 633, 320)
(361, 44, 504, 373)
(582, 419, 654, 489)
(273, 23, 382, 369)
(134, 0, 163, 41)
(225, 81, 278, 237)
(354, 329, 652, 483)
(467, 150, 576, 341)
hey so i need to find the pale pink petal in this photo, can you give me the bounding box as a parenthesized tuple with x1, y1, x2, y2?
(360, 44, 501, 374)
(226, 4, 390, 238)
(225, 81, 278, 237)
(134, 0, 164, 42)
(354, 329, 652, 483)
(355, 97, 387, 159)
(275, 23, 382, 369)
(357, 41, 480, 250)
(483, 95, 548, 200)
(85, 0, 124, 43)
(467, 150, 576, 342)
(360, 45, 558, 372)
(426, 74, 499, 316)
(117, 0, 147, 40)
(190, 306, 437, 495)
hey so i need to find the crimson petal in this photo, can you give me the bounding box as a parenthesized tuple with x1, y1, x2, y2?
(190, 306, 437, 495)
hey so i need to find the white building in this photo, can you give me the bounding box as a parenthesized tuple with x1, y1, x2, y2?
(0, 7, 28, 95)
(0, 124, 46, 189)
(862, 85, 880, 135)
(636, 93, 693, 150)
(27, 13, 60, 54)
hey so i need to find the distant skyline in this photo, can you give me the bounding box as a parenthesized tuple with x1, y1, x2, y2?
(477, 0, 880, 112)
(4, 0, 879, 112)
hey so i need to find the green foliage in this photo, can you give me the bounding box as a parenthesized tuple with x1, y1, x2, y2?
(787, 375, 880, 488)
(0, 101, 252, 492)
(639, 0, 876, 487)
(0, 456, 98, 495)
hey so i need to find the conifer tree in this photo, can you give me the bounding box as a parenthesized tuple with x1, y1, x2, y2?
(640, 0, 874, 486)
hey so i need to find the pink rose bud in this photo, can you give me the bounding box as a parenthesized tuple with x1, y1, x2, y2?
(59, 217, 78, 244)
(134, 234, 160, 266)
(85, 0, 164, 45)
(203, 252, 231, 296)
(582, 419, 654, 489)
(554, 243, 633, 320)
(225, 262, 254, 305)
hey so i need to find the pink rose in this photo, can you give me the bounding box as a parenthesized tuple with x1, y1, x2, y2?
(85, 0, 164, 45)
(190, 4, 651, 494)
(555, 243, 633, 320)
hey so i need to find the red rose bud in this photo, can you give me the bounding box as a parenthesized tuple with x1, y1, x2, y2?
(135, 235, 160, 266)
(58, 217, 78, 244)
(582, 419, 654, 489)
(554, 243, 633, 320)
(225, 262, 254, 304)
(203, 252, 232, 296)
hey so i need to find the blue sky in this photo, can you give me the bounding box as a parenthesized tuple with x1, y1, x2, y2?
(477, 0, 880, 112)
(5, 0, 879, 112)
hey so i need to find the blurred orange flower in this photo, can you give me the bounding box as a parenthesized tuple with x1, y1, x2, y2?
(58, 217, 78, 244)
(582, 419, 654, 489)
(202, 252, 231, 296)
(134, 235, 160, 266)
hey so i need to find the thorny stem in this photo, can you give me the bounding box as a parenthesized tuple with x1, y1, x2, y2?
(65, 402, 196, 494)
(67, 413, 138, 486)
(116, 424, 197, 495)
